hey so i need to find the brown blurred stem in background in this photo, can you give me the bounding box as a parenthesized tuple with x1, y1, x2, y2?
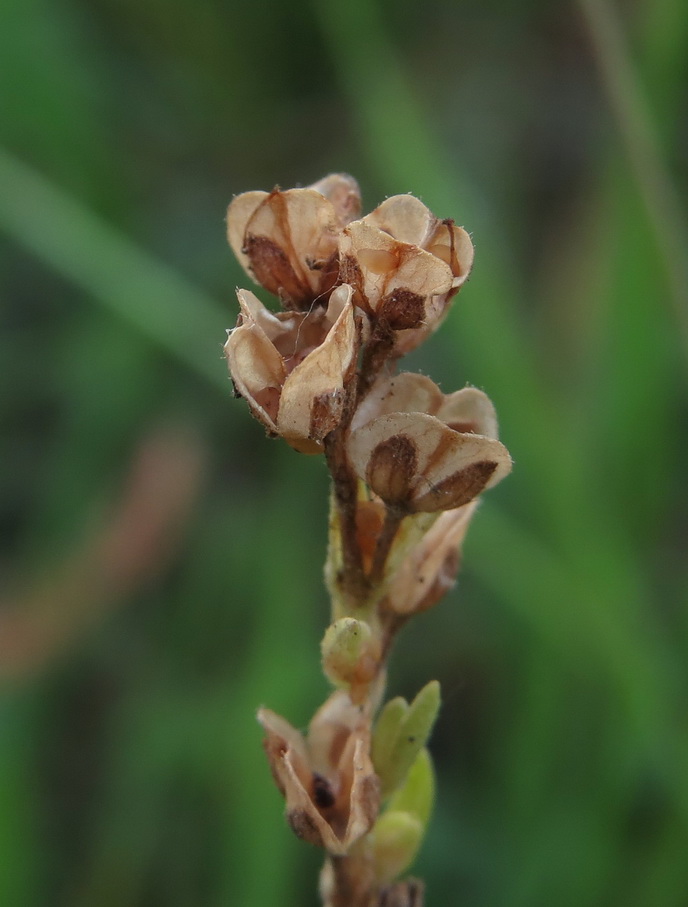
(0, 426, 206, 682)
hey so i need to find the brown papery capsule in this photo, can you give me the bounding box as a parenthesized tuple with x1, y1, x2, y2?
(339, 194, 473, 353)
(348, 412, 511, 513)
(224, 284, 358, 453)
(227, 174, 361, 310)
(258, 691, 380, 855)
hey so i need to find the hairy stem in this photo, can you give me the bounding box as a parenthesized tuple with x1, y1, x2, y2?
(368, 508, 404, 586)
(324, 853, 378, 907)
(356, 322, 396, 405)
(325, 427, 369, 605)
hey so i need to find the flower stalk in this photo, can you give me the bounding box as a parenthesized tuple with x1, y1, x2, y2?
(224, 174, 512, 905)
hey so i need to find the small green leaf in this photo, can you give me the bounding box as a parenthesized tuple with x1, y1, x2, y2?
(387, 748, 435, 828)
(380, 680, 441, 797)
(371, 696, 409, 778)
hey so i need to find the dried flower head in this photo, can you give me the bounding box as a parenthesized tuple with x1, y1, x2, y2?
(227, 174, 360, 310)
(347, 373, 511, 513)
(224, 284, 358, 453)
(339, 195, 474, 353)
(258, 691, 380, 855)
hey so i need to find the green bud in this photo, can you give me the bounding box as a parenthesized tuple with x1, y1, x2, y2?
(371, 810, 424, 885)
(372, 680, 441, 798)
(387, 748, 435, 828)
(321, 618, 375, 687)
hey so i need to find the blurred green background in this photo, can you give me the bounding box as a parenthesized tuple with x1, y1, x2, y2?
(1, 0, 687, 904)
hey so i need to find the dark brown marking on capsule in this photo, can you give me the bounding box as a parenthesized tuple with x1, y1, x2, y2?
(379, 289, 426, 330)
(416, 460, 497, 512)
(312, 772, 336, 810)
(442, 217, 460, 275)
(244, 234, 309, 309)
(310, 389, 345, 441)
(367, 434, 418, 505)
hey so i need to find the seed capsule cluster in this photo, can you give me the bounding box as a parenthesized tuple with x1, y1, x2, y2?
(224, 174, 512, 906)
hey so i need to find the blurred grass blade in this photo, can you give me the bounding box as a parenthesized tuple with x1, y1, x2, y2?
(578, 0, 688, 358)
(0, 146, 230, 390)
(469, 500, 688, 819)
(0, 703, 39, 907)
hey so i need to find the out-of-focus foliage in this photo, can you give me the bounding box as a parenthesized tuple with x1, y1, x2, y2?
(1, 0, 687, 904)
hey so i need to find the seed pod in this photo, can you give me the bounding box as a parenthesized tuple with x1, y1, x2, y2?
(348, 411, 511, 513)
(385, 502, 478, 615)
(339, 194, 473, 353)
(352, 372, 498, 438)
(258, 690, 380, 855)
(225, 284, 358, 453)
(227, 174, 360, 310)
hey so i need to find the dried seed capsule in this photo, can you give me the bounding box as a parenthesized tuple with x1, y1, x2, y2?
(258, 690, 380, 855)
(385, 502, 478, 615)
(348, 411, 511, 513)
(227, 174, 360, 310)
(339, 194, 473, 353)
(224, 284, 358, 453)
